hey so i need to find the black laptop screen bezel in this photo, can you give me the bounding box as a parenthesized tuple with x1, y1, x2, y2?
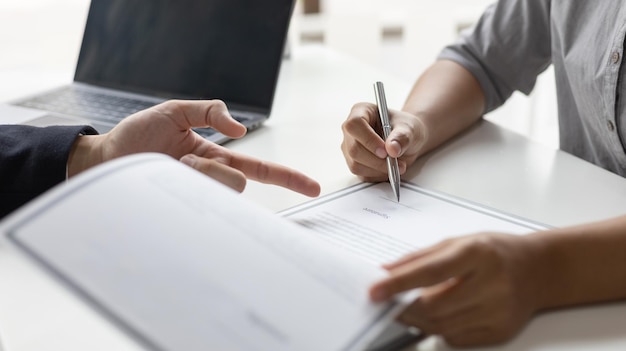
(73, 0, 295, 116)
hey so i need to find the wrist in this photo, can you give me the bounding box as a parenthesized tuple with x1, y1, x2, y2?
(67, 134, 103, 177)
(522, 229, 584, 311)
(518, 233, 555, 312)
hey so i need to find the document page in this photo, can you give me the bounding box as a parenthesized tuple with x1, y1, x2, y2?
(282, 182, 548, 265)
(0, 154, 405, 351)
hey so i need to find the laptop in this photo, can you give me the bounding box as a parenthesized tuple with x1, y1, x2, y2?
(2, 0, 295, 144)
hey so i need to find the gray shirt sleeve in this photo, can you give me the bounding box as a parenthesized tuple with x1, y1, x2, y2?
(438, 0, 553, 113)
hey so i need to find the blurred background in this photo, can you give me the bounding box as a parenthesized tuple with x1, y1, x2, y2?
(0, 0, 558, 148)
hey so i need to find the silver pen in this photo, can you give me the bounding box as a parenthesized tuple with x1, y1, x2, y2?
(373, 81, 401, 202)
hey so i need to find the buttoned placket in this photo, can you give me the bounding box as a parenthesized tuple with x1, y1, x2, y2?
(606, 20, 626, 159)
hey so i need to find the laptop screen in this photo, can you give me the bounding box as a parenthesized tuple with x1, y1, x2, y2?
(74, 0, 294, 114)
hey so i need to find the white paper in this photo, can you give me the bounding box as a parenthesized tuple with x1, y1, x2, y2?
(282, 182, 548, 266)
(0, 154, 405, 351)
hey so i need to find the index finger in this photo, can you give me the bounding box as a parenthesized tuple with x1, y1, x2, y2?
(369, 243, 477, 302)
(343, 103, 387, 157)
(228, 151, 321, 197)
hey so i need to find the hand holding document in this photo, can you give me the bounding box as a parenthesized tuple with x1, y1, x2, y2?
(282, 180, 549, 350)
(0, 153, 548, 351)
(0, 153, 414, 351)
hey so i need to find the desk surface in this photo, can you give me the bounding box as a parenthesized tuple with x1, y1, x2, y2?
(1, 12, 626, 351)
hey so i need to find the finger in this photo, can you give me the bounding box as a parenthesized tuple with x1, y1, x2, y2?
(444, 328, 493, 348)
(386, 139, 403, 159)
(180, 154, 247, 192)
(343, 103, 387, 158)
(227, 152, 321, 197)
(416, 274, 484, 320)
(370, 243, 477, 302)
(382, 240, 454, 269)
(341, 137, 387, 176)
(399, 298, 481, 337)
(343, 156, 389, 181)
(161, 99, 247, 138)
(341, 139, 410, 180)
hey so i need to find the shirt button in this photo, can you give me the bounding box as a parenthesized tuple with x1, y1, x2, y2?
(612, 51, 621, 64)
(607, 120, 615, 131)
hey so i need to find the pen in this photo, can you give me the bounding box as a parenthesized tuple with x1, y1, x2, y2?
(373, 81, 401, 202)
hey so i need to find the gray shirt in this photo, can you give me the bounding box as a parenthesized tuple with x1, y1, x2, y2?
(439, 0, 626, 176)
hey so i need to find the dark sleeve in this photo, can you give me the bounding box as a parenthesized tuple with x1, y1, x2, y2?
(0, 125, 98, 219)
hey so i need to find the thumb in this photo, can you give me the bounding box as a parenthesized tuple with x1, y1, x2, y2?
(386, 116, 428, 158)
(165, 99, 247, 139)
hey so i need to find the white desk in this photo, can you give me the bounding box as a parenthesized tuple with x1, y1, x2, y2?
(1, 10, 626, 351)
(235, 46, 626, 351)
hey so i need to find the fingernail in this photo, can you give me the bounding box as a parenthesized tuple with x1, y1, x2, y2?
(371, 287, 387, 302)
(375, 147, 387, 159)
(390, 140, 402, 156)
(180, 154, 196, 167)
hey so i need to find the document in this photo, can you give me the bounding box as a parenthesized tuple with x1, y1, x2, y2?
(0, 154, 410, 351)
(281, 183, 548, 350)
(282, 182, 548, 266)
(0, 153, 548, 351)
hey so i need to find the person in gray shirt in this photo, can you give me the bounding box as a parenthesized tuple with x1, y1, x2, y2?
(341, 0, 626, 347)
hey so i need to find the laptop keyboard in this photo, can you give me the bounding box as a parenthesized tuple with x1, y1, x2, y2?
(15, 87, 159, 124)
(13, 87, 255, 138)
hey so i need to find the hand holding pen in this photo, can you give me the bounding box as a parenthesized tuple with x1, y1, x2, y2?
(373, 81, 401, 202)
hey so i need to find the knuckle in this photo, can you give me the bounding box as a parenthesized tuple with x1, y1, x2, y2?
(162, 99, 180, 109)
(468, 235, 499, 258)
(256, 161, 271, 181)
(197, 159, 219, 172)
(342, 117, 363, 135)
(211, 99, 227, 108)
(350, 102, 375, 115)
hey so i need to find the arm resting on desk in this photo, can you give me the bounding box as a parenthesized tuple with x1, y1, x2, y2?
(401, 60, 486, 159)
(341, 60, 485, 182)
(368, 217, 626, 347)
(532, 215, 626, 309)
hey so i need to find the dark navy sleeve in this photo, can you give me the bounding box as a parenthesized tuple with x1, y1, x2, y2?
(0, 125, 98, 219)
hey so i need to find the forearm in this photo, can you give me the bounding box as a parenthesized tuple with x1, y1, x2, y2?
(530, 216, 626, 310)
(402, 60, 486, 157)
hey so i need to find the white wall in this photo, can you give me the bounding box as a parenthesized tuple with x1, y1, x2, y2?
(296, 0, 559, 149)
(0, 0, 558, 149)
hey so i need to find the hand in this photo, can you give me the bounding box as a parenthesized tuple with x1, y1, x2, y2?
(68, 99, 321, 196)
(369, 233, 543, 347)
(340, 102, 428, 181)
